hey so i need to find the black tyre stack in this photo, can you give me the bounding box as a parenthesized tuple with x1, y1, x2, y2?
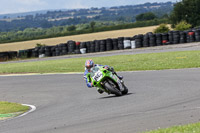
(100, 40, 106, 52)
(59, 43, 68, 55)
(149, 33, 156, 47)
(94, 40, 100, 52)
(195, 29, 200, 42)
(118, 37, 124, 50)
(155, 33, 162, 46)
(44, 46, 52, 57)
(67, 40, 76, 54)
(162, 33, 169, 45)
(123, 37, 131, 49)
(75, 42, 81, 54)
(168, 31, 173, 44)
(39, 47, 45, 57)
(86, 41, 91, 53)
(143, 33, 149, 47)
(51, 46, 56, 56)
(112, 38, 118, 50)
(90, 41, 95, 53)
(80, 42, 86, 49)
(80, 42, 87, 54)
(135, 34, 143, 48)
(55, 45, 61, 56)
(25, 49, 33, 58)
(187, 31, 195, 43)
(32, 47, 40, 57)
(8, 51, 18, 59)
(106, 38, 113, 51)
(180, 31, 186, 43)
(0, 52, 9, 61)
(173, 31, 180, 44)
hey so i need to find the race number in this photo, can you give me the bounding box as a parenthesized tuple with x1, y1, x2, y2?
(93, 70, 103, 81)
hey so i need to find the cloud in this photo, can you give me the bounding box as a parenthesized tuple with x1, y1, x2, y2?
(14, 0, 46, 5)
(0, 0, 178, 14)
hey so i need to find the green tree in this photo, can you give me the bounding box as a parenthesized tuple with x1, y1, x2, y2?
(67, 25, 76, 31)
(170, 0, 200, 27)
(136, 12, 157, 21)
(174, 21, 192, 31)
(90, 21, 96, 32)
(154, 24, 170, 33)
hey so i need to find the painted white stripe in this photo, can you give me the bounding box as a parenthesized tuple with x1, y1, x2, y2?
(16, 104, 36, 118)
(0, 104, 36, 122)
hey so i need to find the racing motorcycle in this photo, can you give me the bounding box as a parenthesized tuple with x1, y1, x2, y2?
(89, 66, 128, 96)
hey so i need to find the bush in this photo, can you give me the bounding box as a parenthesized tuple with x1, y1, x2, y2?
(36, 43, 46, 47)
(154, 24, 170, 33)
(174, 21, 192, 31)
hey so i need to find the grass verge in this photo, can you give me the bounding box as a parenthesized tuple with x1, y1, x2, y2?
(0, 50, 200, 74)
(144, 122, 200, 133)
(0, 101, 29, 117)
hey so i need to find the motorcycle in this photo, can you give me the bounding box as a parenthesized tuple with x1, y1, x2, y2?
(89, 66, 128, 96)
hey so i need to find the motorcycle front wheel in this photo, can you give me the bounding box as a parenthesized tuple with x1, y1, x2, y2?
(104, 81, 122, 96)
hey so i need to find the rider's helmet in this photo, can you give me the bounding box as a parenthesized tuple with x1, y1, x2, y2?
(85, 59, 94, 72)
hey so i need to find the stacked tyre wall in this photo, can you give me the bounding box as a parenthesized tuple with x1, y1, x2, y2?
(1, 28, 200, 61)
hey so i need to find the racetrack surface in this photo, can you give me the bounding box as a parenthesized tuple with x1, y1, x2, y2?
(0, 68, 200, 133)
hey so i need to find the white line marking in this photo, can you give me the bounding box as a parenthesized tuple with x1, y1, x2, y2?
(16, 104, 36, 118)
(0, 104, 36, 122)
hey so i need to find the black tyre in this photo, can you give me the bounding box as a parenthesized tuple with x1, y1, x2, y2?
(104, 82, 122, 96)
(122, 83, 128, 95)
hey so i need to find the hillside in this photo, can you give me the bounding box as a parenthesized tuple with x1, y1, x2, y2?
(0, 2, 173, 32)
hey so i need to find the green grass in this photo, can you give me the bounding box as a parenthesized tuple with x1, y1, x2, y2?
(0, 101, 29, 115)
(0, 50, 200, 74)
(144, 122, 200, 133)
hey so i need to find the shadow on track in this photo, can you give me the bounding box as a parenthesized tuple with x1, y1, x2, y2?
(99, 93, 134, 99)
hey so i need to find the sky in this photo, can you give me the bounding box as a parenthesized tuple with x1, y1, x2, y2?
(0, 0, 179, 14)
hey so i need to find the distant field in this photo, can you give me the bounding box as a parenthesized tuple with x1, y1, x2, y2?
(0, 25, 159, 52)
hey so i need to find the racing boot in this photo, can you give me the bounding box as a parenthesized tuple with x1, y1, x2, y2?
(97, 88, 104, 94)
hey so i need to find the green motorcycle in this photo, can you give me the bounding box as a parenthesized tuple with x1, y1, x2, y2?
(89, 66, 128, 96)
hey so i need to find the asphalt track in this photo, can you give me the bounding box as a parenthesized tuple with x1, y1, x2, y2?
(0, 43, 200, 133)
(0, 68, 200, 133)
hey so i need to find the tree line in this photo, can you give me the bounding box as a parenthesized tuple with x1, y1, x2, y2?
(0, 19, 168, 44)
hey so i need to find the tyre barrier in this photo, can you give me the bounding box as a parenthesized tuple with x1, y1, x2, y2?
(195, 29, 200, 42)
(187, 31, 195, 43)
(180, 31, 186, 44)
(143, 33, 149, 47)
(68, 40, 76, 54)
(100, 40, 106, 52)
(2, 28, 200, 61)
(149, 33, 156, 47)
(124, 37, 131, 49)
(90, 41, 95, 53)
(162, 33, 169, 45)
(94, 40, 100, 52)
(173, 31, 180, 44)
(112, 38, 119, 50)
(135, 34, 143, 48)
(118, 37, 124, 50)
(0, 51, 17, 61)
(156, 33, 162, 46)
(168, 31, 173, 44)
(106, 38, 113, 51)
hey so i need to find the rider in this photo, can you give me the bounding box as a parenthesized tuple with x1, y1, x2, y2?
(84, 59, 123, 94)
